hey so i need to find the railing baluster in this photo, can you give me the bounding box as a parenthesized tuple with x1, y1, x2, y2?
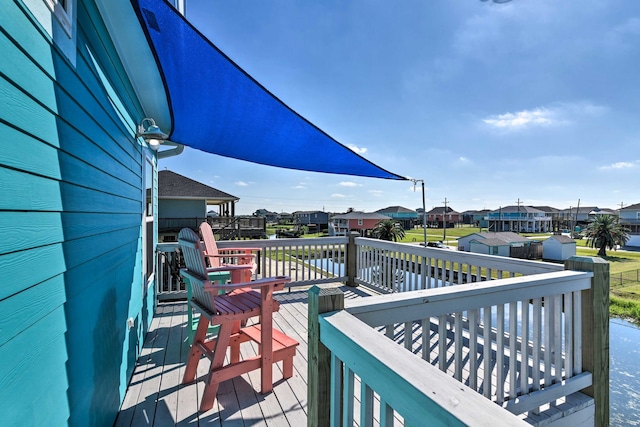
(554, 293, 563, 383)
(483, 306, 492, 399)
(496, 304, 505, 404)
(544, 295, 553, 387)
(454, 312, 463, 381)
(509, 301, 518, 399)
(361, 381, 374, 427)
(562, 292, 574, 378)
(438, 315, 447, 372)
(343, 366, 355, 426)
(404, 321, 413, 351)
(469, 308, 479, 391)
(421, 318, 430, 363)
(380, 399, 394, 427)
(573, 290, 582, 375)
(520, 299, 530, 395)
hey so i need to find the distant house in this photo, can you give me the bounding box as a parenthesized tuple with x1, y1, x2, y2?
(619, 203, 640, 247)
(426, 206, 461, 228)
(330, 212, 390, 236)
(487, 206, 551, 233)
(278, 212, 294, 224)
(294, 210, 330, 232)
(158, 170, 239, 241)
(463, 209, 491, 228)
(376, 206, 418, 230)
(533, 206, 562, 231)
(254, 209, 279, 223)
(543, 235, 577, 261)
(557, 206, 617, 230)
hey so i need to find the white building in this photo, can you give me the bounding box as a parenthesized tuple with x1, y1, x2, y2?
(543, 235, 577, 261)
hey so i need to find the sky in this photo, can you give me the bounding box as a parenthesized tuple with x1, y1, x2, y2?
(159, 0, 640, 216)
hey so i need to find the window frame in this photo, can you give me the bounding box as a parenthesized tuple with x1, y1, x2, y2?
(44, 0, 74, 37)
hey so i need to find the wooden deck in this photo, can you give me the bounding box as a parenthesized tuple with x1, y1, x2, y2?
(115, 285, 375, 426)
(115, 282, 593, 426)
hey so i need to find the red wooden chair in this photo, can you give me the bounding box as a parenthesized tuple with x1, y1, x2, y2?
(199, 222, 257, 283)
(178, 228, 298, 411)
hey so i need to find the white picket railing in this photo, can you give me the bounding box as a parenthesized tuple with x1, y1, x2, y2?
(157, 237, 348, 299)
(345, 270, 593, 416)
(217, 237, 348, 286)
(319, 308, 530, 426)
(355, 237, 563, 293)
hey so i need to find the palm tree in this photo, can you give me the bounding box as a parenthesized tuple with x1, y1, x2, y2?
(372, 219, 405, 242)
(584, 214, 629, 257)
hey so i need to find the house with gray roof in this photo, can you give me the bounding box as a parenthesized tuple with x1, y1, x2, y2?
(487, 206, 552, 233)
(158, 170, 242, 240)
(376, 205, 418, 230)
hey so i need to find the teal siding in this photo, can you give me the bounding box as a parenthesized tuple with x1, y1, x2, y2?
(159, 198, 207, 218)
(0, 1, 155, 426)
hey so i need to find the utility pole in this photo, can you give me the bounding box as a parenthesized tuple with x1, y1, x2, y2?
(575, 199, 580, 234)
(515, 198, 522, 233)
(442, 198, 448, 243)
(410, 179, 427, 247)
(618, 202, 624, 223)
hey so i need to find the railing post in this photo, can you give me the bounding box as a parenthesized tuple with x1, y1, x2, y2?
(346, 231, 359, 287)
(565, 256, 609, 426)
(308, 286, 344, 427)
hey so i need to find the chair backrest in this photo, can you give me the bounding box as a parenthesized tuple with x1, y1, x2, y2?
(199, 222, 221, 267)
(178, 228, 215, 312)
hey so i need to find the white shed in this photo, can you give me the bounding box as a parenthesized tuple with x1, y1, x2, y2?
(543, 235, 576, 261)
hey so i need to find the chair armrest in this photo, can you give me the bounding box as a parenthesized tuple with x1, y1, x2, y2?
(206, 265, 252, 273)
(218, 247, 260, 253)
(205, 253, 256, 260)
(205, 276, 291, 293)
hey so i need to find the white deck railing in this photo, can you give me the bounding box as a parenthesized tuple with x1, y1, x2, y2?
(345, 270, 593, 416)
(354, 237, 563, 293)
(157, 237, 348, 299)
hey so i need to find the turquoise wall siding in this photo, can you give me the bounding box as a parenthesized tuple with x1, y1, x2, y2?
(158, 198, 206, 218)
(0, 1, 154, 426)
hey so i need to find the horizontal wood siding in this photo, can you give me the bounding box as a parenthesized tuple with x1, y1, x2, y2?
(0, 1, 152, 427)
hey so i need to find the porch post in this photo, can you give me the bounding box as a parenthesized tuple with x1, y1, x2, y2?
(564, 256, 609, 426)
(346, 231, 359, 287)
(308, 286, 345, 427)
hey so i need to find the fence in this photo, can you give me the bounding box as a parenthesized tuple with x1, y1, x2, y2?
(610, 268, 640, 288)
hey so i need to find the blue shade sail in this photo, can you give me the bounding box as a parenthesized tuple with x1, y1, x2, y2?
(132, 0, 405, 180)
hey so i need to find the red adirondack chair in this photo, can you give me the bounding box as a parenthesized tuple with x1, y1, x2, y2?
(199, 222, 257, 283)
(178, 228, 298, 411)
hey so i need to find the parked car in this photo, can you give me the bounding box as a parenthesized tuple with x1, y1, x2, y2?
(421, 241, 448, 249)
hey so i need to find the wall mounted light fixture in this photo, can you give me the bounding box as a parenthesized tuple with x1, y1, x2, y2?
(136, 117, 168, 150)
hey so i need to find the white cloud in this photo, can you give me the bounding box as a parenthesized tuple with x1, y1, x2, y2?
(599, 160, 640, 170)
(332, 193, 347, 198)
(292, 184, 307, 189)
(483, 102, 606, 131)
(483, 108, 555, 129)
(369, 190, 383, 197)
(347, 144, 367, 154)
(235, 181, 249, 186)
(339, 181, 362, 187)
